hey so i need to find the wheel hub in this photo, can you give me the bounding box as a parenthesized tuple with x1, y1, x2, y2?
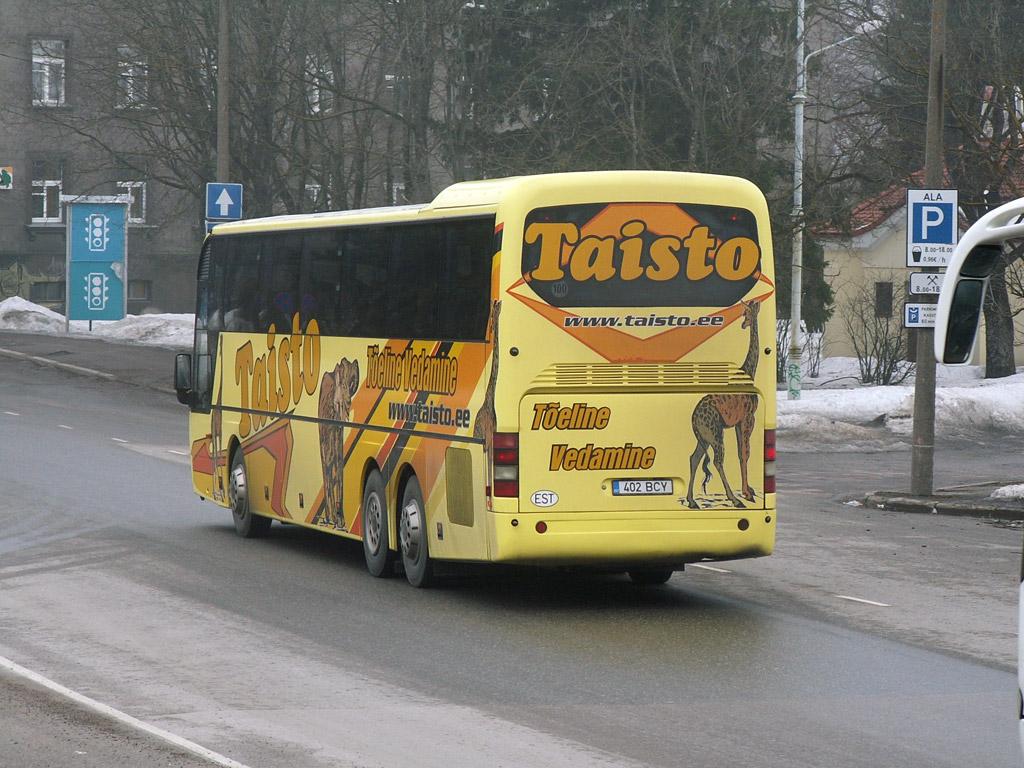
(229, 462, 247, 513)
(400, 499, 422, 562)
(364, 494, 382, 554)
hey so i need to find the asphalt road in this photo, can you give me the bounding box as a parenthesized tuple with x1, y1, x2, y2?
(0, 339, 1020, 767)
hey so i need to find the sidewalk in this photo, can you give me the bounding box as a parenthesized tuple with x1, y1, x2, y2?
(0, 329, 183, 395)
(865, 484, 1024, 522)
(1, 327, 1021, 522)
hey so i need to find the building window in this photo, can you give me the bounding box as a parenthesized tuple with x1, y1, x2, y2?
(305, 54, 334, 115)
(875, 281, 893, 318)
(117, 46, 148, 108)
(117, 180, 146, 223)
(32, 39, 66, 107)
(389, 182, 406, 205)
(29, 280, 65, 303)
(127, 279, 152, 301)
(304, 181, 324, 208)
(31, 159, 65, 223)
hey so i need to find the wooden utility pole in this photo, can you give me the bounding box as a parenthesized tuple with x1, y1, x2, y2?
(910, 0, 946, 496)
(216, 0, 229, 182)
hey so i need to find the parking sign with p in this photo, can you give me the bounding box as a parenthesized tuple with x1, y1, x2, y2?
(907, 188, 958, 267)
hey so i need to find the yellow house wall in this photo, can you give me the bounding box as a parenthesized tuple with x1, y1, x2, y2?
(820, 212, 1024, 369)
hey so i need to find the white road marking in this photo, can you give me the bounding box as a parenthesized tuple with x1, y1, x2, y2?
(690, 563, 732, 573)
(0, 654, 254, 768)
(836, 595, 891, 607)
(4, 411, 19, 416)
(58, 424, 73, 430)
(111, 438, 129, 443)
(120, 443, 190, 466)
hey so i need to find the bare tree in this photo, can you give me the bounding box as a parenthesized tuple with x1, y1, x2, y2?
(841, 272, 913, 385)
(825, 0, 1024, 376)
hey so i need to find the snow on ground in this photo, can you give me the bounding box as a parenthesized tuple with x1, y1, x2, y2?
(0, 296, 193, 348)
(1, 295, 1022, 495)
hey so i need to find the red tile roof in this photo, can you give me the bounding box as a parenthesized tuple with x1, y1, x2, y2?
(815, 161, 1024, 240)
(814, 170, 930, 239)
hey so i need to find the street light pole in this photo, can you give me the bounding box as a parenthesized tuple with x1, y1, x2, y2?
(790, 6, 882, 400)
(789, 0, 807, 400)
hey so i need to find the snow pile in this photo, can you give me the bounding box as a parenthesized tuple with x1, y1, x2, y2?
(0, 296, 193, 349)
(0, 296, 67, 333)
(780, 359, 1024, 449)
(991, 484, 1024, 501)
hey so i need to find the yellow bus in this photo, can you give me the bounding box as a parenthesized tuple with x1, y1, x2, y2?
(174, 171, 777, 587)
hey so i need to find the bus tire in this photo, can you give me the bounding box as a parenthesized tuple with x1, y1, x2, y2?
(627, 567, 674, 586)
(399, 476, 434, 588)
(362, 470, 395, 577)
(229, 450, 271, 539)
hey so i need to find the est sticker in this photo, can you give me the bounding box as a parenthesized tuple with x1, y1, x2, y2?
(530, 490, 558, 508)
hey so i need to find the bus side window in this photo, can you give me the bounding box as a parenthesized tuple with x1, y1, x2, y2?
(343, 227, 387, 338)
(439, 218, 493, 341)
(388, 224, 441, 340)
(259, 232, 302, 333)
(302, 229, 343, 335)
(222, 235, 261, 332)
(205, 238, 227, 333)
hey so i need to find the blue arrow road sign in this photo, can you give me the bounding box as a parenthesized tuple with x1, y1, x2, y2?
(206, 182, 243, 220)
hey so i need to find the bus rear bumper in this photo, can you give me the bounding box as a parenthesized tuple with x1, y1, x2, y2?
(487, 510, 775, 566)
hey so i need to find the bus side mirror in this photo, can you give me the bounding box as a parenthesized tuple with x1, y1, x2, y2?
(174, 353, 194, 405)
(941, 278, 985, 364)
(939, 243, 1001, 365)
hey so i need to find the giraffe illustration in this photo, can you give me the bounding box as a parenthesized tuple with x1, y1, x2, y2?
(686, 299, 760, 509)
(473, 300, 501, 468)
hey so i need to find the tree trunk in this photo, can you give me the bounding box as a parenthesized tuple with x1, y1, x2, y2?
(983, 262, 1016, 378)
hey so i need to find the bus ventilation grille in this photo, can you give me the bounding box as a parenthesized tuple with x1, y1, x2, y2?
(532, 363, 752, 389)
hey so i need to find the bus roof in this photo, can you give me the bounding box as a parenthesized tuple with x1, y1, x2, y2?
(207, 171, 763, 236)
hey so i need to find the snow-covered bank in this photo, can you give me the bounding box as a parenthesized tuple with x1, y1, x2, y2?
(0, 296, 193, 348)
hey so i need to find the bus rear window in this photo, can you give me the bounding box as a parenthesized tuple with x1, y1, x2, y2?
(521, 202, 761, 308)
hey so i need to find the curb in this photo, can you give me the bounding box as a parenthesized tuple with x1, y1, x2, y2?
(0, 345, 177, 396)
(864, 484, 1024, 521)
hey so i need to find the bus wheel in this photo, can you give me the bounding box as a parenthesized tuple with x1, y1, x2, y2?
(627, 567, 673, 586)
(399, 476, 434, 588)
(229, 450, 271, 538)
(362, 470, 394, 577)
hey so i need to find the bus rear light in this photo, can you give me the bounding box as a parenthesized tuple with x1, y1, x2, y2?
(764, 429, 776, 494)
(492, 433, 519, 497)
(535, 521, 548, 533)
(493, 432, 518, 464)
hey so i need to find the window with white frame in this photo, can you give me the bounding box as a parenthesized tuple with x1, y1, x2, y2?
(32, 39, 66, 107)
(117, 180, 146, 223)
(31, 159, 64, 223)
(117, 46, 148, 108)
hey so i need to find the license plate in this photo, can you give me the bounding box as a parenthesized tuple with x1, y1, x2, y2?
(612, 479, 673, 496)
